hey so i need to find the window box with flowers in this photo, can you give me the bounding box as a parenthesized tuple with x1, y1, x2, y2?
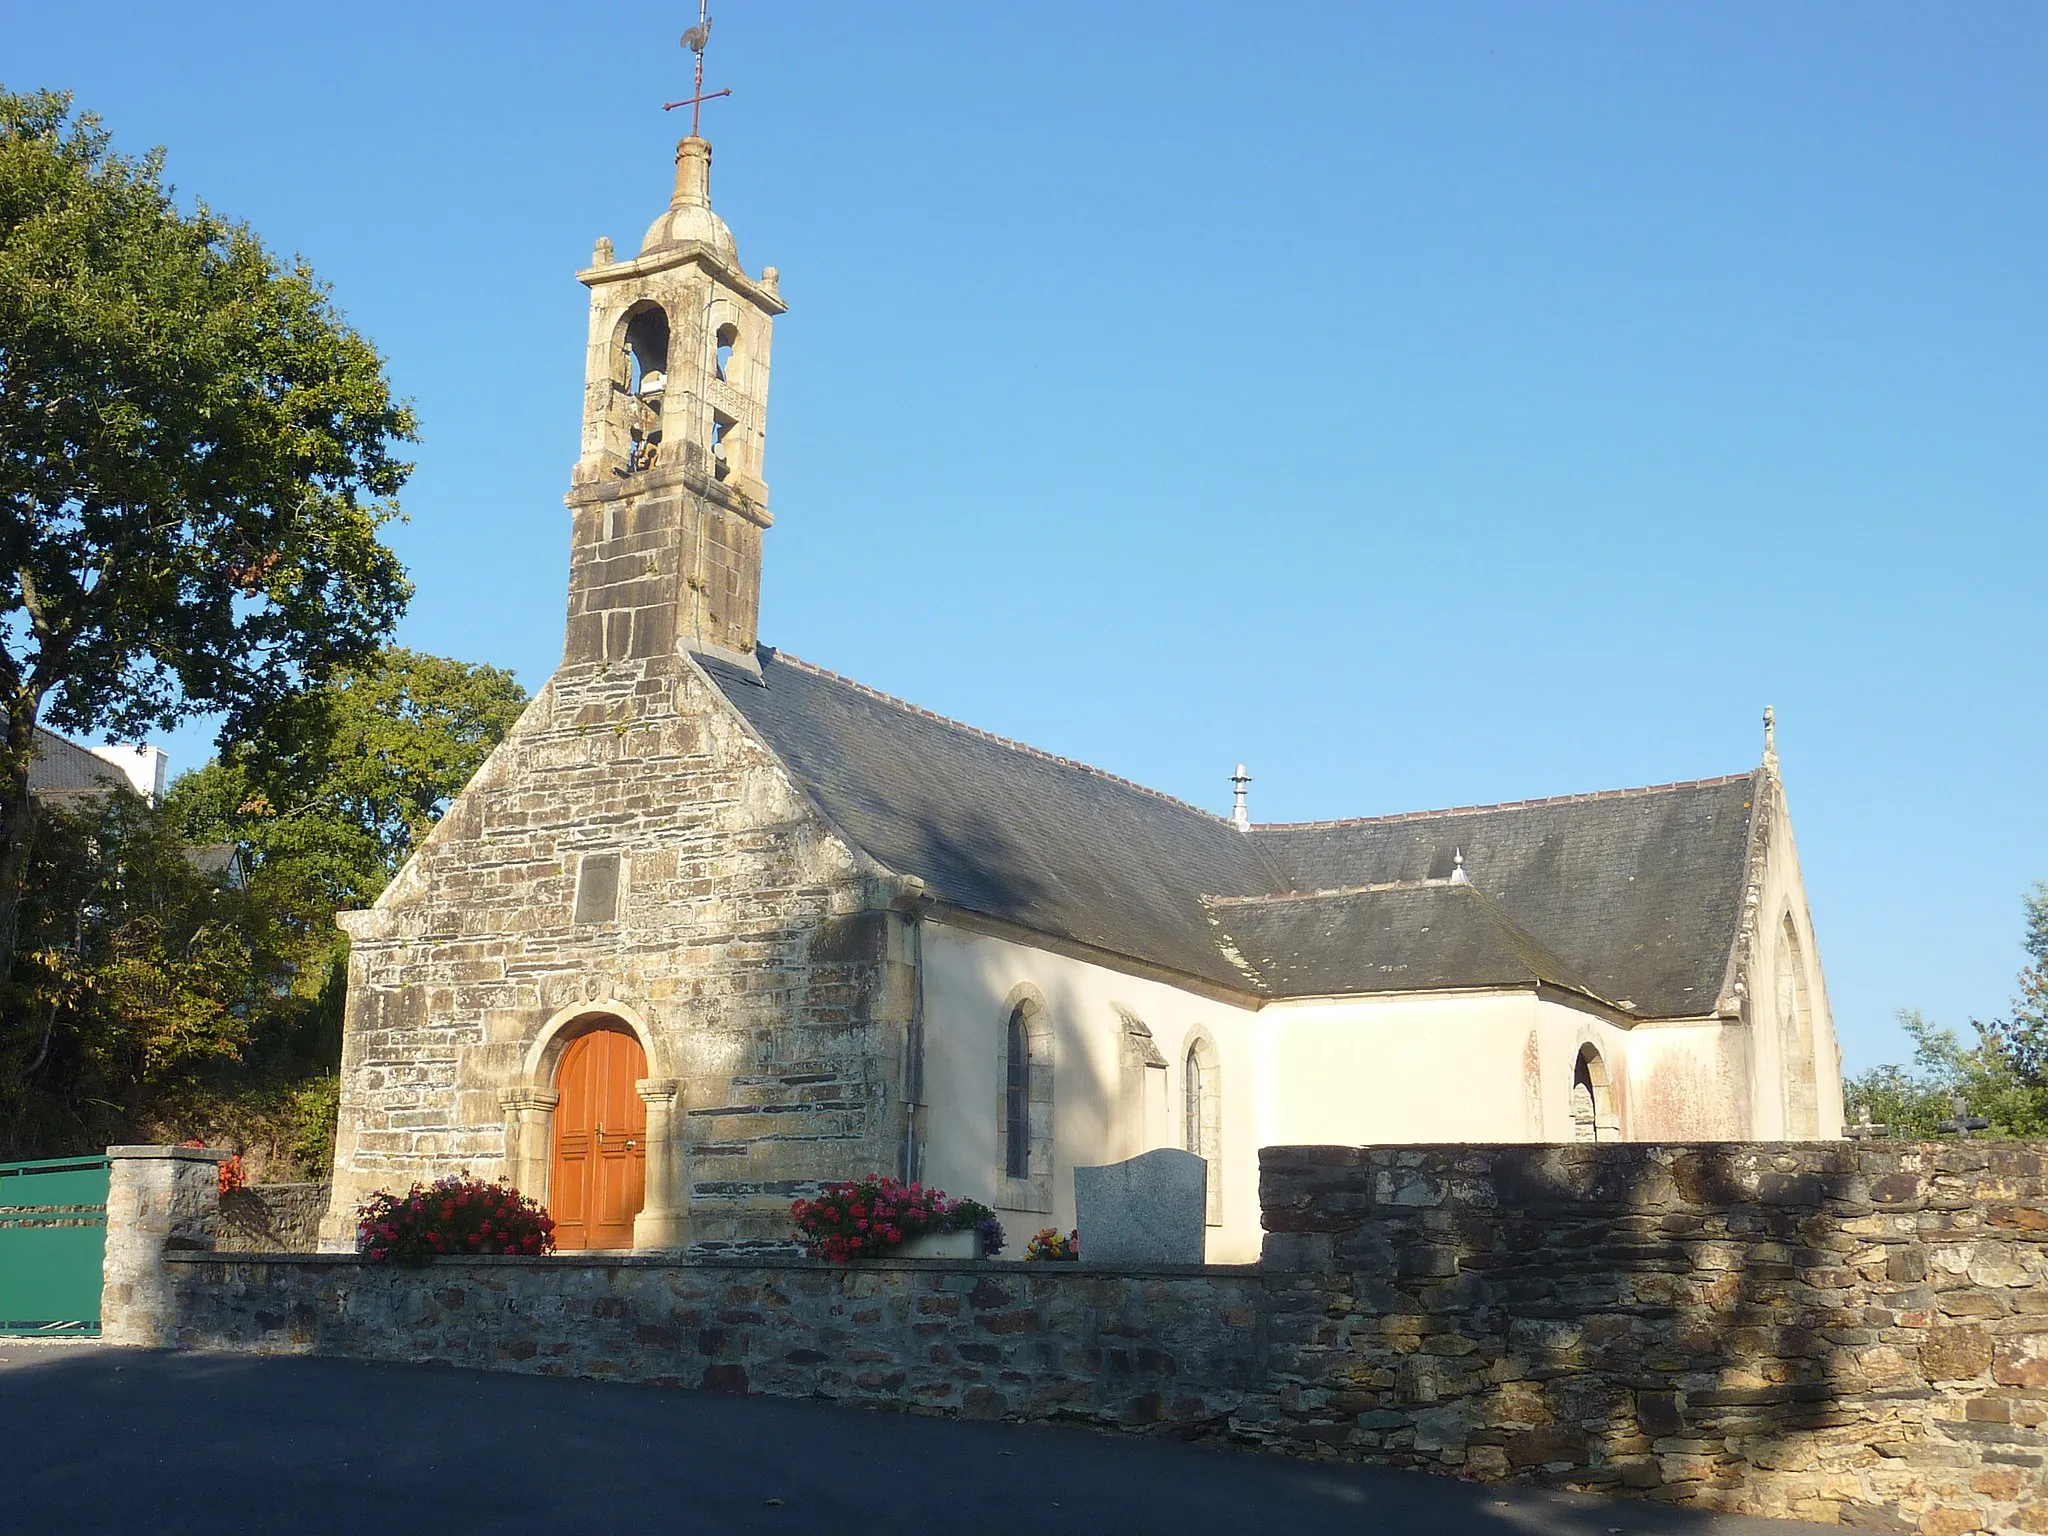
(790, 1176, 1005, 1263)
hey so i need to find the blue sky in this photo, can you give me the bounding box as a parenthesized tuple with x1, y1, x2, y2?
(8, 3, 2044, 1073)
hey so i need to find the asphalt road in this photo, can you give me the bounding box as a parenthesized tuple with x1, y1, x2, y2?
(0, 1343, 1844, 1536)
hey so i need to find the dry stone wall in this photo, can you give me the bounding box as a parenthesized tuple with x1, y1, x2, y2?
(156, 1252, 1266, 1432)
(1258, 1142, 2047, 1533)
(325, 652, 909, 1251)
(139, 1141, 2047, 1534)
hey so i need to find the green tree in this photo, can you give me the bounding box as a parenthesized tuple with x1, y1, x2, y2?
(0, 88, 414, 990)
(1981, 882, 2048, 1087)
(1844, 1009, 2048, 1139)
(162, 645, 526, 1132)
(166, 646, 529, 937)
(3, 787, 278, 1155)
(3, 647, 525, 1161)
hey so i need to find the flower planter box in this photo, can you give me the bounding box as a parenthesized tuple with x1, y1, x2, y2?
(892, 1229, 980, 1260)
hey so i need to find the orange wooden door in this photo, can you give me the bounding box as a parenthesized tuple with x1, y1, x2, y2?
(550, 1026, 647, 1250)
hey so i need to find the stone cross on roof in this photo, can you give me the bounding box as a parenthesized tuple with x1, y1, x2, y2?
(664, 2, 731, 136)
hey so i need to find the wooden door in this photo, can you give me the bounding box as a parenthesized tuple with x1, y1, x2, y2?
(550, 1026, 648, 1250)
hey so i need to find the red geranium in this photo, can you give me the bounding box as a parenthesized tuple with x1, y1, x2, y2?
(789, 1175, 1004, 1263)
(356, 1176, 555, 1267)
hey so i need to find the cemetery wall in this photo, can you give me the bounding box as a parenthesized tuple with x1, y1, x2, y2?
(125, 1140, 2048, 1534)
(1258, 1141, 2048, 1533)
(216, 1184, 329, 1253)
(152, 1251, 1269, 1430)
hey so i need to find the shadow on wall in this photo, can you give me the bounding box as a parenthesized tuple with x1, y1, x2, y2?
(889, 806, 1119, 1203)
(1254, 1141, 2046, 1531)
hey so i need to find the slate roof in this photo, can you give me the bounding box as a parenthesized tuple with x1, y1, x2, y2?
(26, 727, 128, 798)
(701, 649, 1280, 990)
(702, 648, 1759, 1018)
(1252, 779, 1759, 1016)
(1205, 882, 1600, 999)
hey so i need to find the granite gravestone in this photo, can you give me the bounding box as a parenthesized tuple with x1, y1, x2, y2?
(1073, 1147, 1207, 1265)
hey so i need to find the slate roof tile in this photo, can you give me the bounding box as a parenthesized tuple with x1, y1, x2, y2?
(703, 648, 1756, 1018)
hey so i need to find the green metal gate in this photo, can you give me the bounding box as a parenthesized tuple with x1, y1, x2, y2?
(0, 1156, 110, 1336)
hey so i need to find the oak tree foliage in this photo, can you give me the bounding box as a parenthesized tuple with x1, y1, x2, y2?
(6, 647, 527, 1162)
(0, 87, 414, 987)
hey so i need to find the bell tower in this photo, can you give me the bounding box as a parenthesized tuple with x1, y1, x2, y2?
(563, 131, 786, 668)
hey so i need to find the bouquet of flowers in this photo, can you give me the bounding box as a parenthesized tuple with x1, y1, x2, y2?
(1025, 1227, 1079, 1262)
(791, 1175, 1005, 1263)
(356, 1176, 555, 1266)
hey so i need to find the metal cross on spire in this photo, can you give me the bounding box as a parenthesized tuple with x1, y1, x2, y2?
(663, 1, 731, 136)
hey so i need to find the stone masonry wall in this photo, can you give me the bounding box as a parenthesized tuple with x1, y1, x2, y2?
(157, 1252, 1268, 1432)
(216, 1184, 329, 1253)
(1258, 1142, 2047, 1533)
(324, 651, 909, 1251)
(145, 1142, 2047, 1534)
(101, 1146, 226, 1346)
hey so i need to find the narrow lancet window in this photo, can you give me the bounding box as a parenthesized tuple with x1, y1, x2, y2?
(1004, 1006, 1030, 1179)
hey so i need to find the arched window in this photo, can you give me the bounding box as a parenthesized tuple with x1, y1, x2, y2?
(1005, 1007, 1030, 1179)
(1570, 1044, 1618, 1143)
(1778, 914, 1819, 1137)
(714, 322, 738, 382)
(996, 994, 1052, 1212)
(622, 305, 670, 396)
(610, 304, 672, 473)
(1183, 1036, 1221, 1225)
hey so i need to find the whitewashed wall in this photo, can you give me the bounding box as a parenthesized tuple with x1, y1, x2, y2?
(914, 879, 1841, 1267)
(918, 921, 1263, 1262)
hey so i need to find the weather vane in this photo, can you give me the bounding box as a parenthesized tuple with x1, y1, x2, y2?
(664, 1, 731, 137)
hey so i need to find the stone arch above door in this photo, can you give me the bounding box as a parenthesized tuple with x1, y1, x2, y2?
(522, 999, 665, 1086)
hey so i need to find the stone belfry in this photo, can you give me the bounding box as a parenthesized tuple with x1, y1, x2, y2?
(564, 133, 785, 667)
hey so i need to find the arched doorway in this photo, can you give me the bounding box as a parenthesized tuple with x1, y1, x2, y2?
(550, 1024, 648, 1250)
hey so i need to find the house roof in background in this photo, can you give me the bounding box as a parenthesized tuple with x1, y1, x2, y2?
(26, 727, 128, 798)
(703, 648, 1758, 1017)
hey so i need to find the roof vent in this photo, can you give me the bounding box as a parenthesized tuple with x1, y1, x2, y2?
(1230, 764, 1251, 831)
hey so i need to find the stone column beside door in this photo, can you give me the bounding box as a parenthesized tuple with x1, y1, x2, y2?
(634, 1078, 686, 1249)
(500, 1088, 560, 1205)
(101, 1145, 226, 1345)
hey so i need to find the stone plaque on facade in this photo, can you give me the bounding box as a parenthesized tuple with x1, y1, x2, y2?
(1074, 1147, 1206, 1266)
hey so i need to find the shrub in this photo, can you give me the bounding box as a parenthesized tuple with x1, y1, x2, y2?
(355, 1176, 554, 1266)
(791, 1175, 1005, 1263)
(1026, 1227, 1079, 1262)
(179, 1138, 245, 1195)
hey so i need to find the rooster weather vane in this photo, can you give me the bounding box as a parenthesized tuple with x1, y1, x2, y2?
(664, 2, 730, 137)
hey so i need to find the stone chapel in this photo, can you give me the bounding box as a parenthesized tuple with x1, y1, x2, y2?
(319, 133, 1845, 1261)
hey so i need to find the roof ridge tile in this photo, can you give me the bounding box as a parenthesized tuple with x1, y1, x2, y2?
(1249, 771, 1756, 831)
(1203, 879, 1455, 907)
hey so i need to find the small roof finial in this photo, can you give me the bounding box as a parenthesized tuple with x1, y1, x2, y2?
(1762, 705, 1778, 769)
(1230, 764, 1251, 832)
(1450, 847, 1469, 885)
